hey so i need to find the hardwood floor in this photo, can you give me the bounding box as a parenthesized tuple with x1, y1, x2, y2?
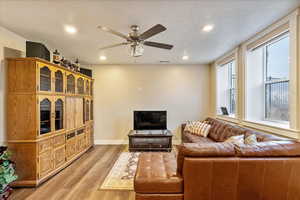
(10, 145, 135, 200)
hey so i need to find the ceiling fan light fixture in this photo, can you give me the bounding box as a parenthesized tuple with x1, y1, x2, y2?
(130, 43, 144, 57)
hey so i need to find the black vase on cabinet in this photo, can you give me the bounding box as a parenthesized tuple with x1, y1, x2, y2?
(26, 41, 50, 61)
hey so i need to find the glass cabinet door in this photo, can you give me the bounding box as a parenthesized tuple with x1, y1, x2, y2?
(86, 100, 90, 121)
(90, 81, 93, 96)
(77, 77, 84, 94)
(83, 98, 86, 123)
(55, 99, 64, 131)
(55, 70, 64, 93)
(40, 98, 52, 134)
(91, 100, 93, 121)
(85, 80, 90, 95)
(67, 74, 75, 93)
(40, 66, 52, 92)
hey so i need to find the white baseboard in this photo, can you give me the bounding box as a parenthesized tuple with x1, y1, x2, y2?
(0, 141, 7, 146)
(172, 139, 181, 145)
(94, 139, 128, 145)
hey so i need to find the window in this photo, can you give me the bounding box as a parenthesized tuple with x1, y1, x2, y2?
(216, 60, 236, 116)
(265, 35, 289, 121)
(246, 33, 290, 125)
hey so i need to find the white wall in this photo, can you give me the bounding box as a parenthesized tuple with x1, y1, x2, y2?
(0, 26, 26, 144)
(91, 64, 210, 144)
(246, 47, 264, 121)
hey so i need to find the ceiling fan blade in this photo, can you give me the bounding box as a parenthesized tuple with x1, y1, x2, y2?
(143, 41, 173, 50)
(97, 26, 132, 41)
(99, 42, 130, 50)
(139, 24, 167, 40)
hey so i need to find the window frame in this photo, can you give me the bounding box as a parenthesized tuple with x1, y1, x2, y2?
(216, 56, 237, 118)
(262, 33, 290, 123)
(245, 32, 290, 126)
(228, 61, 236, 115)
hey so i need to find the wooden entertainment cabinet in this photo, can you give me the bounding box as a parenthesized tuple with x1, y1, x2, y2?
(128, 130, 173, 152)
(6, 58, 94, 187)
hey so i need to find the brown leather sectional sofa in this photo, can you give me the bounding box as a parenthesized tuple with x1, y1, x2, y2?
(134, 118, 300, 200)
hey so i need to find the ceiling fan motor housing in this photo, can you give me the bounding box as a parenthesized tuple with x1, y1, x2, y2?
(130, 25, 140, 32)
(129, 25, 140, 41)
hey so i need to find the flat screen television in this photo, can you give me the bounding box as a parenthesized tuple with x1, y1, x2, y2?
(134, 111, 167, 130)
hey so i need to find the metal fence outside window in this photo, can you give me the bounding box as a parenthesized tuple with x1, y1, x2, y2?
(265, 80, 289, 121)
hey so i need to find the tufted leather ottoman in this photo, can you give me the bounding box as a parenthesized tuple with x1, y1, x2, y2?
(134, 152, 183, 200)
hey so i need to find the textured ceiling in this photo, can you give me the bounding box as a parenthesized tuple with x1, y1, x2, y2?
(0, 0, 299, 64)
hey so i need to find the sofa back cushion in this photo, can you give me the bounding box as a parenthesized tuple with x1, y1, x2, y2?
(244, 128, 289, 142)
(177, 142, 235, 174)
(235, 141, 300, 157)
(205, 118, 290, 143)
(205, 118, 246, 142)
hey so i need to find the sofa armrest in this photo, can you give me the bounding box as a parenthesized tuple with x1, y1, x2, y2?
(177, 142, 235, 174)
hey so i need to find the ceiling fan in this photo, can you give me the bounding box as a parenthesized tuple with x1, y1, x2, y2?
(97, 24, 173, 57)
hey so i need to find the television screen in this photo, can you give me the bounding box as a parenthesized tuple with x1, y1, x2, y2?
(134, 111, 167, 130)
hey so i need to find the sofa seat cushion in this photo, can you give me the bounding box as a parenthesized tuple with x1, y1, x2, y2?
(184, 132, 215, 143)
(134, 152, 183, 194)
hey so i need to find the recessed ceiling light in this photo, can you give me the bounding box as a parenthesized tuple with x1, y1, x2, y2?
(65, 25, 77, 34)
(182, 55, 189, 60)
(100, 55, 107, 61)
(202, 24, 214, 32)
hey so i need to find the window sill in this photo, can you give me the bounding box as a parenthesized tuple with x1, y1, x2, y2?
(216, 115, 239, 124)
(247, 119, 289, 129)
(241, 119, 299, 139)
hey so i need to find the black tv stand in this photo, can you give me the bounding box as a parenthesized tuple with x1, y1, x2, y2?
(128, 130, 173, 152)
(135, 130, 167, 134)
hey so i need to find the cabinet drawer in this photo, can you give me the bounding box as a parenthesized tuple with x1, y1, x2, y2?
(53, 134, 65, 148)
(38, 139, 52, 154)
(39, 150, 53, 178)
(54, 146, 65, 168)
